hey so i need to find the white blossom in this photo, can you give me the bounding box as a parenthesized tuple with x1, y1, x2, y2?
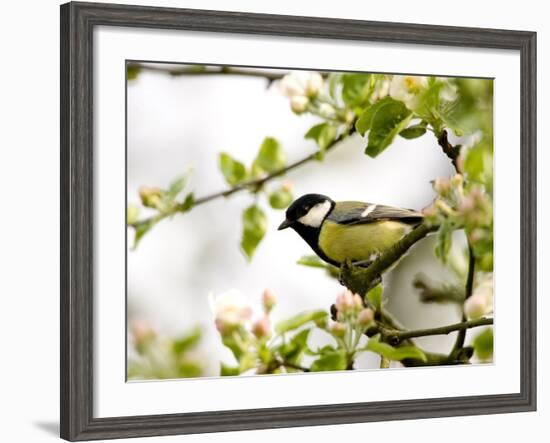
(371, 77, 391, 102)
(464, 273, 493, 320)
(389, 75, 429, 110)
(290, 95, 309, 114)
(279, 71, 324, 98)
(304, 72, 324, 97)
(318, 103, 336, 119)
(209, 289, 252, 330)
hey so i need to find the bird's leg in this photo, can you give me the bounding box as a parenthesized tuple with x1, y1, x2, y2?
(339, 259, 382, 296)
(351, 253, 381, 268)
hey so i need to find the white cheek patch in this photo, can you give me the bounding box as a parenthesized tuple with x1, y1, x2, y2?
(298, 200, 332, 228)
(361, 204, 376, 218)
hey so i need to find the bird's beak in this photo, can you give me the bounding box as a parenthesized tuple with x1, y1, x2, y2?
(278, 219, 292, 230)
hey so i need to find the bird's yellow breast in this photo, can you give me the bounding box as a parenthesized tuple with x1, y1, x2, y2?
(318, 220, 410, 264)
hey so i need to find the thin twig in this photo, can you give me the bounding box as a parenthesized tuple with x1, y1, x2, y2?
(452, 244, 476, 352)
(379, 356, 390, 368)
(128, 63, 286, 85)
(437, 129, 461, 171)
(277, 360, 310, 372)
(413, 273, 464, 304)
(381, 317, 492, 345)
(339, 223, 438, 296)
(130, 128, 355, 230)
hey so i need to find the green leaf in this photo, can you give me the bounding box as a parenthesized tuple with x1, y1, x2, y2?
(133, 218, 156, 249)
(341, 74, 374, 108)
(177, 361, 202, 378)
(464, 142, 493, 190)
(434, 223, 453, 263)
(366, 99, 412, 157)
(305, 123, 337, 159)
(269, 189, 293, 209)
(222, 335, 246, 361)
(166, 174, 188, 201)
(179, 192, 195, 212)
(366, 334, 427, 362)
(219, 152, 247, 186)
(297, 255, 329, 269)
(240, 205, 267, 260)
(296, 255, 339, 279)
(127, 204, 139, 225)
(278, 329, 311, 365)
(328, 73, 342, 101)
(275, 310, 328, 335)
(254, 137, 286, 173)
(220, 363, 241, 376)
(310, 349, 347, 372)
(366, 284, 383, 311)
(399, 123, 427, 139)
(473, 328, 493, 362)
(172, 327, 201, 356)
(355, 97, 395, 135)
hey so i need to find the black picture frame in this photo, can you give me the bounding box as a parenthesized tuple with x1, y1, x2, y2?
(60, 1, 537, 441)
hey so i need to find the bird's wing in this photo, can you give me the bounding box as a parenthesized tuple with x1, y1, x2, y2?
(327, 201, 423, 226)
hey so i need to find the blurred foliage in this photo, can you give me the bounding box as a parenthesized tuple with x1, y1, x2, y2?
(473, 328, 493, 362)
(128, 324, 204, 380)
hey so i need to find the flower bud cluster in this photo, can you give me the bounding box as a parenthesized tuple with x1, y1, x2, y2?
(332, 290, 375, 337)
(424, 173, 492, 233)
(139, 186, 163, 209)
(279, 72, 324, 115)
(211, 289, 277, 340)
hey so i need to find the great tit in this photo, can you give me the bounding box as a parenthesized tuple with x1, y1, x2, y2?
(278, 193, 423, 267)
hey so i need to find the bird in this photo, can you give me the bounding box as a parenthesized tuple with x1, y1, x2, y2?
(278, 193, 424, 267)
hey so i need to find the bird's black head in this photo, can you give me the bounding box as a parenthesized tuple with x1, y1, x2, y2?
(278, 193, 335, 231)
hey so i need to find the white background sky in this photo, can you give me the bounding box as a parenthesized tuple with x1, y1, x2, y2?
(0, 0, 547, 442)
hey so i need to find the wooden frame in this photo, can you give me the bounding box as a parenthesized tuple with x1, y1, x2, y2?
(60, 1, 537, 440)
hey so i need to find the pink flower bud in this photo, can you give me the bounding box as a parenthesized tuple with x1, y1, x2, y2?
(290, 95, 309, 114)
(464, 295, 487, 320)
(352, 293, 363, 309)
(450, 173, 464, 188)
(468, 228, 485, 244)
(138, 186, 163, 208)
(330, 322, 347, 338)
(422, 205, 437, 218)
(336, 290, 363, 316)
(215, 318, 232, 336)
(262, 289, 277, 313)
(432, 178, 451, 195)
(305, 72, 323, 97)
(130, 320, 156, 345)
(335, 290, 354, 314)
(281, 181, 294, 193)
(357, 308, 375, 327)
(456, 153, 465, 173)
(252, 316, 272, 339)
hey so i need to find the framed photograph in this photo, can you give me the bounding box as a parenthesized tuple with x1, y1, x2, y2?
(60, 1, 537, 441)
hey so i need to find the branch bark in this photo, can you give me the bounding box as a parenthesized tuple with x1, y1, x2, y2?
(381, 317, 492, 346)
(437, 129, 461, 170)
(451, 244, 476, 352)
(128, 62, 286, 85)
(129, 129, 355, 230)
